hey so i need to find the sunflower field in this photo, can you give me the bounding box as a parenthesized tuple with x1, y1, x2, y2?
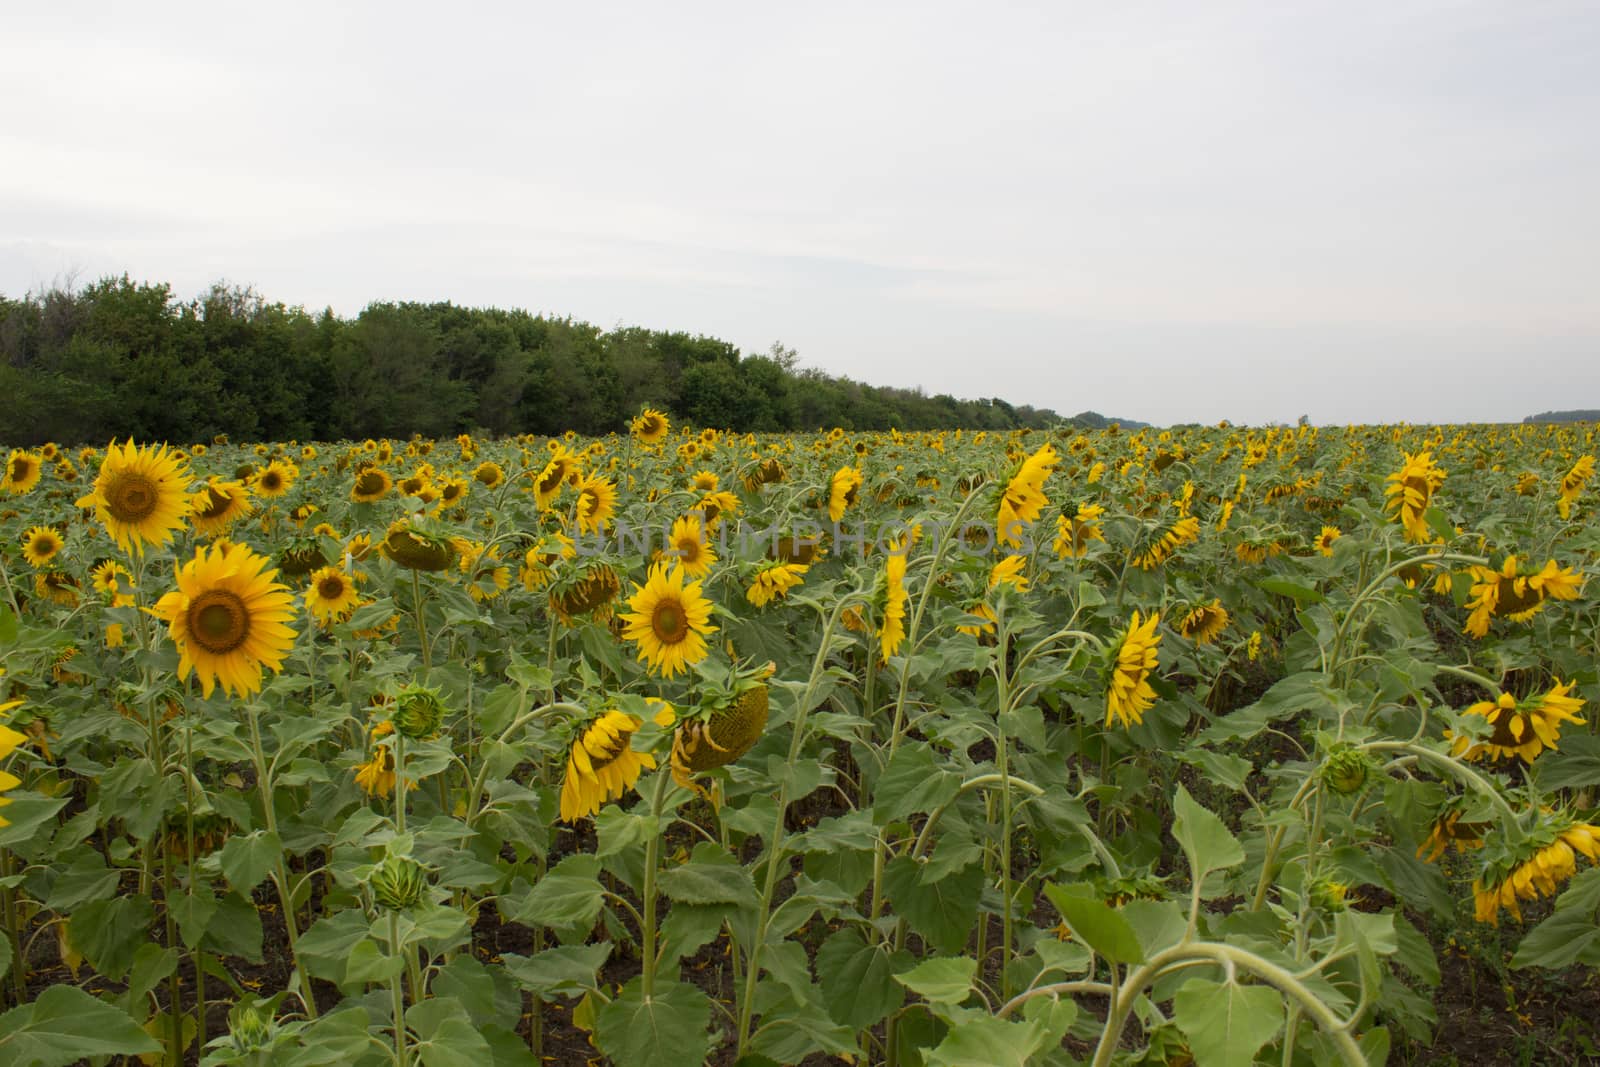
(0, 418, 1597, 1066)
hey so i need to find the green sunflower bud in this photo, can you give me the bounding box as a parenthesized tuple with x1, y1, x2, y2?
(391, 684, 445, 740)
(369, 854, 428, 911)
(228, 998, 276, 1053)
(1306, 875, 1351, 913)
(1320, 746, 1373, 795)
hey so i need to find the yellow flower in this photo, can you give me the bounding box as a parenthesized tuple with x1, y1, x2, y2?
(1177, 599, 1229, 644)
(1447, 681, 1585, 763)
(1384, 450, 1445, 543)
(1245, 630, 1262, 662)
(1107, 611, 1162, 728)
(746, 562, 807, 607)
(305, 566, 361, 626)
(1053, 503, 1106, 559)
(20, 526, 63, 569)
(354, 720, 414, 797)
(630, 408, 670, 445)
(350, 465, 393, 503)
(1462, 556, 1583, 638)
(91, 560, 135, 607)
(1, 450, 44, 495)
(1133, 516, 1201, 570)
(667, 514, 717, 579)
(878, 545, 909, 663)
(76, 440, 192, 555)
(1474, 818, 1600, 926)
(998, 443, 1059, 548)
(1557, 455, 1594, 519)
(252, 459, 298, 499)
(957, 554, 1031, 636)
(1314, 525, 1341, 557)
(1416, 807, 1487, 864)
(559, 710, 657, 822)
(472, 461, 505, 490)
(151, 542, 298, 699)
(574, 474, 618, 535)
(190, 478, 254, 537)
(828, 467, 863, 523)
(533, 448, 578, 510)
(620, 564, 717, 678)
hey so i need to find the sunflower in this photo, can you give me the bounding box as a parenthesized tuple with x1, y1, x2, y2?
(2, 450, 43, 495)
(746, 562, 808, 607)
(460, 545, 511, 603)
(574, 474, 618, 535)
(1462, 556, 1583, 638)
(76, 440, 192, 555)
(828, 467, 863, 523)
(533, 448, 578, 510)
(35, 571, 80, 607)
(190, 478, 253, 537)
(1176, 599, 1229, 644)
(305, 566, 361, 626)
(877, 545, 909, 662)
(630, 408, 670, 445)
(958, 554, 1031, 636)
(379, 521, 462, 572)
(1314, 525, 1342, 557)
(667, 514, 717, 579)
(1245, 630, 1263, 661)
(621, 563, 717, 678)
(253, 459, 298, 499)
(1384, 450, 1446, 543)
(1133, 516, 1201, 570)
(1474, 815, 1600, 925)
(691, 470, 720, 493)
(20, 526, 63, 569)
(549, 561, 622, 624)
(559, 710, 657, 822)
(354, 720, 414, 796)
(1557, 455, 1594, 519)
(92, 559, 136, 606)
(1053, 503, 1106, 559)
(1416, 806, 1488, 863)
(473, 461, 505, 490)
(998, 443, 1060, 548)
(1106, 611, 1162, 728)
(1447, 681, 1585, 763)
(151, 541, 298, 699)
(350, 465, 393, 503)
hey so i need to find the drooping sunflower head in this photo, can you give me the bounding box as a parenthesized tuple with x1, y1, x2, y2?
(548, 559, 622, 624)
(620, 563, 717, 678)
(1106, 611, 1162, 728)
(691, 470, 720, 493)
(828, 467, 863, 523)
(35, 570, 80, 607)
(746, 561, 808, 608)
(559, 709, 658, 823)
(380, 520, 461, 572)
(151, 541, 298, 699)
(20, 526, 64, 569)
(876, 545, 909, 664)
(630, 408, 670, 445)
(533, 448, 577, 510)
(190, 478, 254, 537)
(2, 450, 44, 496)
(1462, 556, 1584, 638)
(1176, 599, 1229, 645)
(670, 662, 774, 790)
(1383, 450, 1446, 543)
(76, 440, 192, 555)
(1473, 811, 1600, 926)
(472, 461, 505, 490)
(1448, 681, 1585, 763)
(997, 442, 1060, 548)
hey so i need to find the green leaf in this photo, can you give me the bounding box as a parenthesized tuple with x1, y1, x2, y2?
(1171, 783, 1244, 880)
(873, 745, 961, 826)
(1513, 867, 1600, 970)
(1535, 734, 1600, 791)
(407, 997, 493, 1067)
(924, 1015, 1050, 1067)
(0, 985, 161, 1065)
(510, 854, 603, 939)
(594, 807, 657, 858)
(882, 857, 983, 955)
(344, 938, 405, 985)
(43, 853, 120, 911)
(1042, 884, 1144, 965)
(1175, 749, 1253, 794)
(658, 843, 757, 907)
(202, 891, 265, 963)
(815, 929, 906, 1029)
(68, 895, 153, 981)
(593, 977, 714, 1067)
(894, 956, 977, 1005)
(1257, 578, 1325, 605)
(219, 829, 282, 893)
(1173, 978, 1284, 1067)
(501, 943, 613, 998)
(297, 909, 371, 983)
(432, 955, 523, 1031)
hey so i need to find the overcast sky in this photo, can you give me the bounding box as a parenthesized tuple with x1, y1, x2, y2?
(4, 2, 1597, 426)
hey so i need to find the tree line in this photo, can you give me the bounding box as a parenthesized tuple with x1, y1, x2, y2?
(0, 276, 1064, 445)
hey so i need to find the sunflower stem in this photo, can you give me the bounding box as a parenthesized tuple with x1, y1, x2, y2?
(411, 571, 431, 677)
(388, 909, 409, 1067)
(640, 767, 673, 998)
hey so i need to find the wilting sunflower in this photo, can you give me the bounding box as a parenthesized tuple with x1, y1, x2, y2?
(1133, 515, 1201, 570)
(559, 710, 657, 822)
(1557, 455, 1594, 519)
(1384, 450, 1446, 543)
(20, 526, 63, 569)
(34, 571, 79, 607)
(151, 541, 298, 699)
(91, 559, 135, 606)
(350, 465, 393, 503)
(1106, 611, 1162, 728)
(574, 474, 618, 535)
(1462, 556, 1583, 638)
(1053, 503, 1106, 559)
(2, 450, 43, 495)
(746, 562, 808, 607)
(998, 443, 1060, 548)
(76, 440, 192, 555)
(621, 564, 716, 677)
(630, 408, 670, 445)
(958, 554, 1030, 637)
(828, 467, 863, 523)
(472, 460, 505, 490)
(252, 459, 298, 499)
(190, 478, 253, 537)
(380, 521, 462, 572)
(354, 720, 415, 796)
(1447, 681, 1585, 763)
(877, 544, 909, 662)
(698, 490, 739, 528)
(670, 664, 772, 793)
(667, 514, 717, 579)
(1474, 813, 1600, 925)
(548, 560, 622, 624)
(1314, 525, 1342, 557)
(1416, 805, 1488, 863)
(1176, 599, 1229, 644)
(305, 565, 361, 626)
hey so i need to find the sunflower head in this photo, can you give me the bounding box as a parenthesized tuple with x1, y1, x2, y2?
(1106, 611, 1162, 728)
(76, 440, 192, 555)
(670, 660, 775, 789)
(278, 536, 329, 578)
(151, 542, 298, 699)
(20, 526, 64, 569)
(305, 565, 360, 625)
(2, 450, 44, 496)
(369, 853, 429, 911)
(1319, 745, 1374, 795)
(190, 478, 253, 536)
(350, 465, 393, 503)
(548, 560, 623, 624)
(380, 521, 461, 572)
(391, 684, 447, 740)
(1473, 810, 1600, 925)
(620, 563, 717, 677)
(630, 408, 670, 444)
(1176, 599, 1229, 645)
(559, 709, 658, 822)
